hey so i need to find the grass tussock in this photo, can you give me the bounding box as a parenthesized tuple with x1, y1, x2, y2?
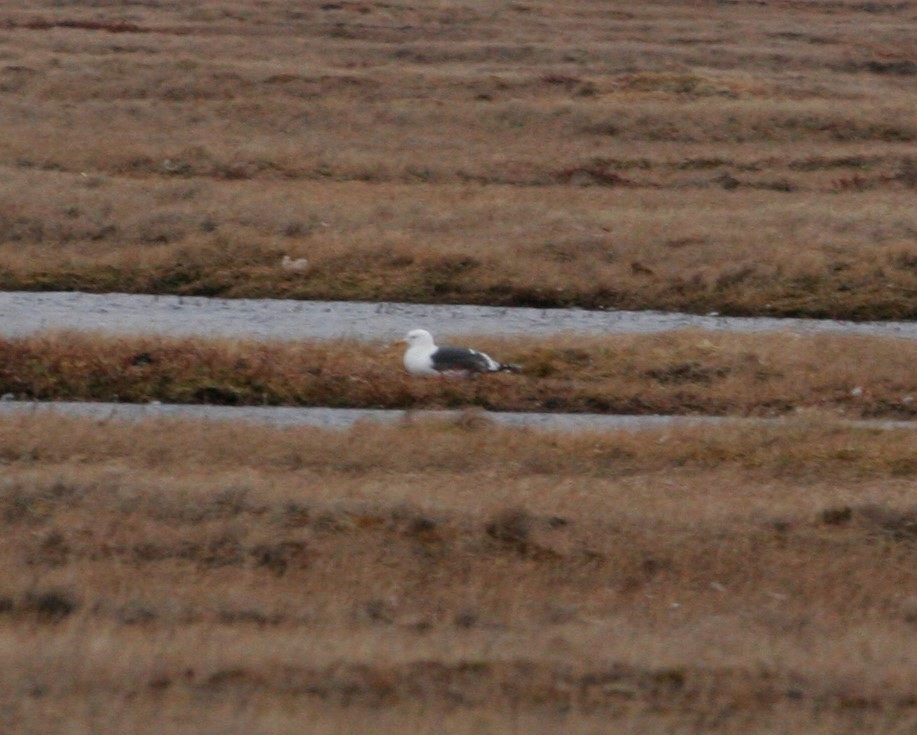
(0, 413, 914, 733)
(0, 330, 914, 419)
(0, 0, 914, 316)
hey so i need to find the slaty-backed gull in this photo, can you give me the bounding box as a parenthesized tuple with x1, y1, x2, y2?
(399, 329, 521, 377)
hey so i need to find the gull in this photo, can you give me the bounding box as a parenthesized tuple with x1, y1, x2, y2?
(398, 329, 521, 377)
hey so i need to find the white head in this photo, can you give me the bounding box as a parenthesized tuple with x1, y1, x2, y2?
(403, 329, 436, 348)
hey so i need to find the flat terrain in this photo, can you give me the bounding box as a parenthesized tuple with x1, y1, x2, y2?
(0, 0, 914, 316)
(1, 330, 915, 418)
(0, 414, 915, 734)
(1, 2, 915, 733)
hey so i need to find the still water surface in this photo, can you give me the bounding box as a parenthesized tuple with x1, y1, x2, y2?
(2, 291, 912, 430)
(1, 291, 915, 341)
(0, 400, 912, 432)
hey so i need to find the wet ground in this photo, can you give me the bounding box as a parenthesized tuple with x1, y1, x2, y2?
(1, 291, 916, 341)
(3, 291, 913, 430)
(1, 400, 912, 432)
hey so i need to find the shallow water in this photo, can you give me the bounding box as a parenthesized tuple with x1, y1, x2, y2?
(2, 292, 912, 431)
(1, 291, 915, 341)
(0, 400, 912, 432)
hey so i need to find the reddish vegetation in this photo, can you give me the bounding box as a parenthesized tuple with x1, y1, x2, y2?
(0, 330, 914, 418)
(0, 0, 913, 316)
(0, 0, 914, 731)
(0, 414, 914, 733)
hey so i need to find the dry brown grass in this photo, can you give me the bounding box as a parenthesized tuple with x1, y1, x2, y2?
(1, 2, 914, 730)
(0, 413, 915, 733)
(1, 329, 914, 418)
(0, 0, 914, 316)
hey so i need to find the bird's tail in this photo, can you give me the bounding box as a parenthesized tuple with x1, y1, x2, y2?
(497, 363, 522, 373)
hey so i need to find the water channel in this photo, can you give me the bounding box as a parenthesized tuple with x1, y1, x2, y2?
(1, 291, 912, 431)
(1, 291, 915, 341)
(0, 400, 913, 432)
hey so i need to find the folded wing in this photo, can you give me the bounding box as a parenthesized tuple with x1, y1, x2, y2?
(430, 346, 498, 373)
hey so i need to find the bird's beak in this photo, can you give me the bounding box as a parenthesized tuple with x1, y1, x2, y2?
(393, 338, 406, 346)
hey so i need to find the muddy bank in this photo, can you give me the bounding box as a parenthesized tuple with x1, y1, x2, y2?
(1, 291, 915, 342)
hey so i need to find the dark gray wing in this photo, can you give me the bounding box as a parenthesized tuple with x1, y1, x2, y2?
(430, 346, 491, 373)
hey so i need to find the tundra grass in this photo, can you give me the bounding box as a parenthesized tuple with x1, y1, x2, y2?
(0, 330, 914, 418)
(0, 0, 914, 316)
(0, 414, 914, 734)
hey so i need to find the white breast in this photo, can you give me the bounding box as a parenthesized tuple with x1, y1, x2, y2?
(404, 345, 438, 375)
